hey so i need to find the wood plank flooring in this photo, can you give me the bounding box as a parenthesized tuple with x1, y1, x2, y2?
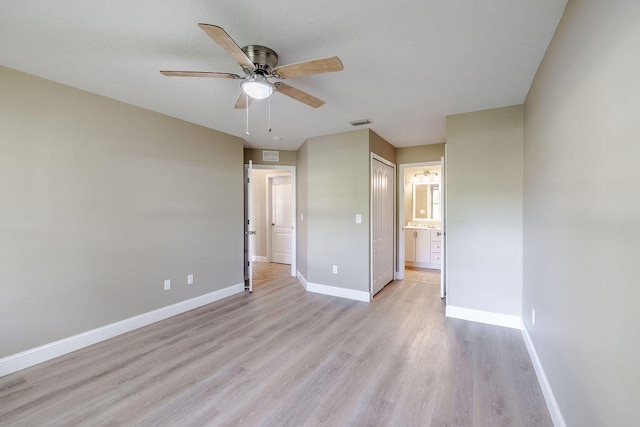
(0, 264, 552, 426)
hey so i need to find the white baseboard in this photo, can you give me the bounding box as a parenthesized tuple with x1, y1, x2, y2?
(296, 271, 370, 302)
(252, 256, 268, 262)
(405, 261, 441, 270)
(297, 271, 309, 290)
(521, 323, 566, 427)
(445, 305, 522, 329)
(0, 282, 245, 378)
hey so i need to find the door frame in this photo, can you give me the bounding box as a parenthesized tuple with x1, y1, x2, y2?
(246, 164, 297, 278)
(266, 172, 293, 264)
(370, 153, 396, 298)
(397, 160, 442, 281)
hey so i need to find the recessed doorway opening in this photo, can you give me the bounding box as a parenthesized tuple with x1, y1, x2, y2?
(244, 164, 296, 292)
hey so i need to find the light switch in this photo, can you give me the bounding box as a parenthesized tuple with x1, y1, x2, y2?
(355, 214, 362, 224)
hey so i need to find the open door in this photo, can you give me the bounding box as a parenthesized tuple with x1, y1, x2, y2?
(244, 161, 255, 292)
(440, 155, 446, 299)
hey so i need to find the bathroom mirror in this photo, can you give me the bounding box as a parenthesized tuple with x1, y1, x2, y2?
(412, 182, 441, 221)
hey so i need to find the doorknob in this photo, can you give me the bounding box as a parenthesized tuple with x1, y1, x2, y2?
(246, 230, 256, 235)
(271, 223, 275, 226)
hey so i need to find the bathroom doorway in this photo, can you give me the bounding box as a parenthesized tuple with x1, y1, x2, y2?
(398, 157, 446, 298)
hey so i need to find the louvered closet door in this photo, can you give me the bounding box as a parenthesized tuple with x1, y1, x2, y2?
(372, 158, 395, 296)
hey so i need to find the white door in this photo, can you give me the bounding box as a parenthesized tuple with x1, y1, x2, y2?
(245, 161, 255, 292)
(440, 155, 446, 298)
(372, 158, 395, 296)
(270, 175, 292, 264)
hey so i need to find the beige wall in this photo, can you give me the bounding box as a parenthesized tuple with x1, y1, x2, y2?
(369, 129, 396, 164)
(303, 129, 370, 290)
(0, 66, 244, 358)
(295, 129, 395, 292)
(446, 105, 523, 317)
(244, 148, 297, 166)
(523, 1, 639, 425)
(396, 143, 445, 164)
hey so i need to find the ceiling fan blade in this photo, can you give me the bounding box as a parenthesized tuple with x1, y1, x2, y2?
(234, 93, 253, 109)
(197, 23, 255, 69)
(160, 71, 240, 79)
(272, 56, 343, 79)
(274, 82, 325, 108)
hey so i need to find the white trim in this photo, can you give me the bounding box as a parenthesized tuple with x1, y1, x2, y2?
(521, 323, 567, 427)
(405, 261, 441, 270)
(297, 270, 309, 290)
(445, 305, 522, 329)
(307, 282, 371, 302)
(296, 271, 370, 302)
(252, 256, 268, 262)
(0, 283, 244, 378)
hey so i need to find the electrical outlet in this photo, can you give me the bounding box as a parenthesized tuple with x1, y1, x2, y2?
(187, 274, 194, 285)
(531, 308, 536, 325)
(164, 279, 171, 291)
(332, 265, 338, 274)
(355, 214, 362, 224)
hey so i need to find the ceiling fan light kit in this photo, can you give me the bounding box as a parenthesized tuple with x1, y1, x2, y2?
(241, 73, 275, 100)
(160, 23, 343, 109)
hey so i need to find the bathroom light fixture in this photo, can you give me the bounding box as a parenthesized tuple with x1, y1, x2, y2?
(241, 73, 275, 100)
(413, 171, 440, 183)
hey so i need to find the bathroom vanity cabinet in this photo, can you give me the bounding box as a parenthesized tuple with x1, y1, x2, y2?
(405, 227, 441, 269)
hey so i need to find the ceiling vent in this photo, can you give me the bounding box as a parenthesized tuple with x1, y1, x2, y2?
(349, 119, 372, 127)
(262, 150, 279, 162)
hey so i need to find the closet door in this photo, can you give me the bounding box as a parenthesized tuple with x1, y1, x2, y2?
(372, 157, 395, 296)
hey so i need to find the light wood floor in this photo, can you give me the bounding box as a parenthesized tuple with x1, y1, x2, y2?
(0, 264, 552, 426)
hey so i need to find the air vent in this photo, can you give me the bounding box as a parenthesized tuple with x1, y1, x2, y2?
(349, 119, 372, 126)
(262, 150, 279, 162)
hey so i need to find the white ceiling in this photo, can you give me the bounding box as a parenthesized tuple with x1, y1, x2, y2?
(0, 1, 566, 151)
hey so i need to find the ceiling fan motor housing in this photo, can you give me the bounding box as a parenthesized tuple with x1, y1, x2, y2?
(242, 45, 278, 75)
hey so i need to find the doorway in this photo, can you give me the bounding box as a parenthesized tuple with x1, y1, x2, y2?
(245, 165, 296, 291)
(398, 157, 446, 298)
(267, 174, 292, 265)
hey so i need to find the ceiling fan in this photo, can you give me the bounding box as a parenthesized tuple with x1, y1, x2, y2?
(160, 24, 344, 109)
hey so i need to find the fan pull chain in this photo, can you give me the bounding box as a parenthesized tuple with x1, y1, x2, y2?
(268, 95, 272, 132)
(245, 95, 250, 136)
